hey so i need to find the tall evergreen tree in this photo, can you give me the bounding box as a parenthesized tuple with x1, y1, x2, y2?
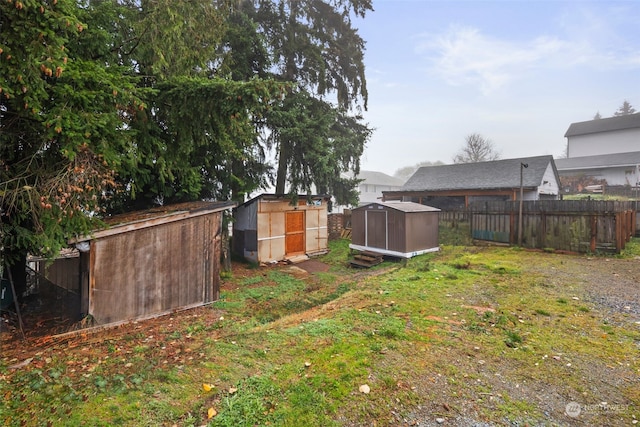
(264, 89, 369, 205)
(96, 0, 288, 212)
(1, 0, 288, 277)
(0, 0, 141, 293)
(243, 0, 373, 202)
(613, 100, 637, 116)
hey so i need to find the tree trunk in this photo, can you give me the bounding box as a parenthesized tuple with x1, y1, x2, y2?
(275, 141, 289, 194)
(220, 211, 232, 273)
(221, 225, 232, 273)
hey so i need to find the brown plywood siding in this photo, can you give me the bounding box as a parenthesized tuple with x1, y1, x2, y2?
(89, 213, 221, 324)
(385, 209, 406, 252)
(350, 208, 366, 246)
(405, 212, 439, 252)
(365, 210, 388, 249)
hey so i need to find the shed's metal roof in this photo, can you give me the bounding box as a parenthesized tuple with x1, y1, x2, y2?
(238, 193, 330, 208)
(555, 151, 640, 171)
(401, 155, 556, 191)
(564, 113, 640, 137)
(354, 201, 440, 213)
(103, 201, 235, 225)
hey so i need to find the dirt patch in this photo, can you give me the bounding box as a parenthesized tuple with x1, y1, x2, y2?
(396, 253, 640, 427)
(527, 254, 640, 325)
(295, 259, 332, 273)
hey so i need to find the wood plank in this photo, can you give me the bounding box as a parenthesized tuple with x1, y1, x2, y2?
(349, 258, 383, 268)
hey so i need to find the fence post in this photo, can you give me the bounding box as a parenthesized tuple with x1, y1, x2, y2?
(590, 215, 597, 253)
(509, 211, 516, 244)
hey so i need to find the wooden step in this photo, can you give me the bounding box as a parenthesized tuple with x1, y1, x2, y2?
(353, 253, 381, 263)
(349, 258, 380, 268)
(349, 250, 383, 268)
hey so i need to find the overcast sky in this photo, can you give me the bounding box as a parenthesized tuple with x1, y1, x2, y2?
(354, 0, 640, 176)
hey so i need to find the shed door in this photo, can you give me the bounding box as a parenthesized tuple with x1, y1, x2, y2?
(366, 210, 388, 249)
(285, 211, 305, 255)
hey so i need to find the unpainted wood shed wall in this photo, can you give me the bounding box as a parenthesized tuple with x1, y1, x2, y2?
(88, 212, 221, 324)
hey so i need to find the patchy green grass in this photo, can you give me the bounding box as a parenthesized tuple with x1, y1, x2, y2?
(439, 221, 472, 246)
(2, 240, 639, 426)
(563, 193, 638, 202)
(619, 236, 640, 258)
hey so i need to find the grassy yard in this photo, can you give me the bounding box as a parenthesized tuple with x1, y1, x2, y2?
(1, 234, 639, 426)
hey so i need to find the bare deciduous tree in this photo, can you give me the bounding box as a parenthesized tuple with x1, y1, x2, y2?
(452, 133, 500, 163)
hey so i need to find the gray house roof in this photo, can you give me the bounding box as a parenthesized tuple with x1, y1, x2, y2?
(564, 113, 640, 137)
(555, 151, 640, 171)
(402, 155, 557, 191)
(346, 170, 405, 187)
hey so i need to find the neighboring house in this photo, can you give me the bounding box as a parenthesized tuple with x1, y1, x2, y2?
(565, 113, 640, 157)
(232, 193, 329, 264)
(345, 170, 405, 205)
(559, 114, 640, 192)
(555, 152, 640, 192)
(39, 201, 235, 326)
(383, 155, 560, 209)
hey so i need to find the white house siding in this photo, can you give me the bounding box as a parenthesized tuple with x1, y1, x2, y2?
(567, 128, 640, 157)
(538, 163, 560, 196)
(358, 184, 403, 205)
(559, 166, 639, 187)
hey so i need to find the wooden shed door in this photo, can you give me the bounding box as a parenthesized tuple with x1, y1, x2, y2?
(285, 211, 305, 255)
(366, 210, 388, 249)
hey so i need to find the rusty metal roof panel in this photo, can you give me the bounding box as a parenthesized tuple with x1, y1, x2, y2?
(74, 201, 236, 242)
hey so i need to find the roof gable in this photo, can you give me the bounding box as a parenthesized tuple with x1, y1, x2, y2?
(402, 156, 557, 192)
(355, 170, 405, 187)
(565, 113, 640, 137)
(342, 170, 405, 187)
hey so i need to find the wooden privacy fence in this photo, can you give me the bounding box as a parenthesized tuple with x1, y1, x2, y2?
(439, 210, 469, 224)
(468, 200, 636, 253)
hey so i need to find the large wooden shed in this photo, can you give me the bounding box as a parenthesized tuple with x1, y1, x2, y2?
(233, 194, 330, 263)
(349, 201, 440, 258)
(67, 201, 235, 325)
